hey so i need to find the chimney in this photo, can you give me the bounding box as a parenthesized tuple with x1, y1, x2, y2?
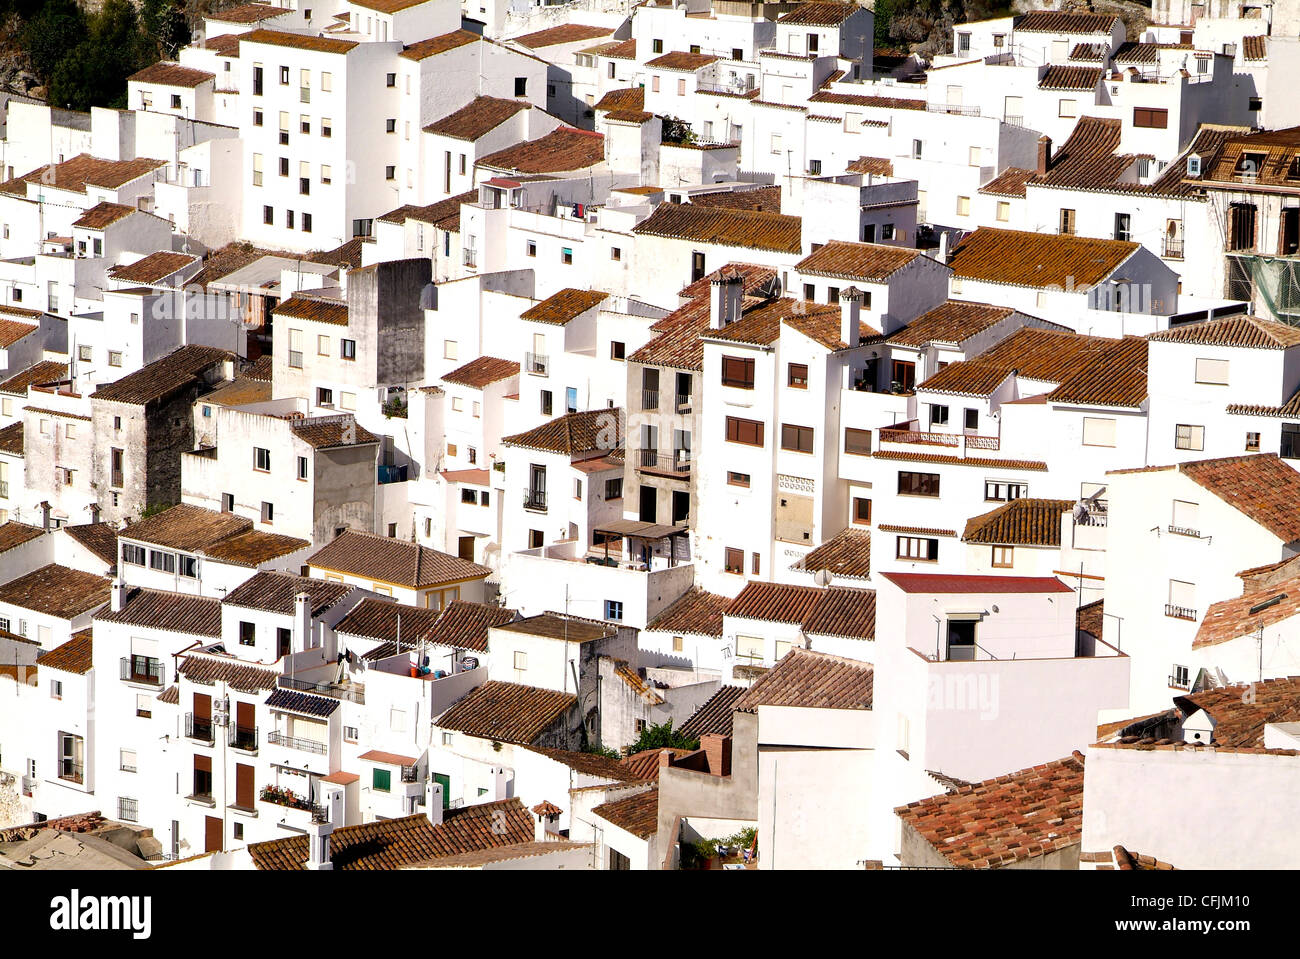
(839, 286, 863, 347)
(39, 501, 50, 532)
(305, 789, 342, 870)
(293, 591, 312, 654)
(709, 271, 744, 330)
(426, 780, 444, 826)
(700, 733, 732, 776)
(111, 577, 125, 613)
(532, 801, 559, 841)
(1036, 135, 1052, 176)
(938, 231, 950, 264)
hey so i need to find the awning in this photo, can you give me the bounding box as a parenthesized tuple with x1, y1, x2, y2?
(592, 520, 690, 540)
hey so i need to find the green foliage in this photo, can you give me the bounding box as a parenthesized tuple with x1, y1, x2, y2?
(581, 741, 621, 760)
(625, 719, 699, 755)
(680, 826, 758, 868)
(659, 115, 697, 146)
(873, 0, 897, 48)
(138, 501, 176, 520)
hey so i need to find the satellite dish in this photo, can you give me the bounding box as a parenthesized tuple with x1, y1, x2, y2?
(813, 568, 833, 587)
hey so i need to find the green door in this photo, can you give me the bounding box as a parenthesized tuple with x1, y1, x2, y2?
(433, 772, 451, 809)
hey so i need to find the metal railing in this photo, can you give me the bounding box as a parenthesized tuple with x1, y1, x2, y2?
(524, 352, 549, 376)
(523, 489, 548, 512)
(636, 450, 692, 474)
(1169, 673, 1191, 690)
(641, 388, 659, 410)
(260, 785, 328, 821)
(266, 730, 327, 754)
(462, 249, 477, 268)
(1163, 236, 1184, 259)
(120, 656, 163, 686)
(928, 103, 980, 116)
(1002, 113, 1024, 127)
(185, 713, 215, 743)
(229, 724, 258, 751)
(400, 764, 419, 783)
(118, 798, 139, 822)
(1167, 525, 1201, 538)
(278, 675, 365, 705)
(57, 759, 84, 784)
(1165, 604, 1197, 622)
(675, 393, 691, 412)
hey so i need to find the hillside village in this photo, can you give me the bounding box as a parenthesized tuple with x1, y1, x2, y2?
(0, 0, 1297, 872)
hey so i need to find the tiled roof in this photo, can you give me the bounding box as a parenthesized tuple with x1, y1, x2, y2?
(495, 613, 614, 643)
(307, 530, 491, 588)
(272, 296, 348, 326)
(358, 749, 419, 766)
(107, 251, 198, 285)
(690, 186, 781, 212)
(337, 598, 443, 646)
(442, 356, 520, 389)
(120, 503, 250, 551)
(427, 601, 518, 652)
(736, 648, 873, 710)
(248, 800, 533, 869)
(72, 201, 136, 229)
(1015, 11, 1118, 33)
(376, 191, 474, 229)
(918, 327, 1115, 396)
(307, 236, 368, 268)
(1178, 678, 1300, 747)
(156, 685, 180, 704)
(0, 521, 44, 553)
(777, 1, 860, 25)
(978, 167, 1035, 198)
(0, 360, 67, 395)
(207, 3, 292, 22)
(1046, 335, 1148, 408)
(1201, 126, 1300, 189)
(795, 240, 924, 281)
(947, 227, 1137, 289)
(1112, 41, 1163, 64)
(435, 680, 576, 744)
(520, 288, 608, 325)
(501, 407, 623, 455)
(399, 29, 480, 60)
(1068, 42, 1107, 61)
(618, 748, 689, 781)
(510, 23, 612, 48)
(0, 421, 21, 455)
(204, 33, 243, 57)
(1077, 598, 1104, 639)
(128, 61, 215, 87)
(1194, 574, 1300, 649)
(679, 685, 746, 738)
(478, 127, 605, 174)
(205, 529, 311, 567)
(291, 417, 378, 449)
(888, 300, 1014, 348)
(633, 204, 803, 254)
(265, 687, 339, 717)
(868, 450, 1049, 471)
(876, 523, 956, 537)
(645, 587, 730, 636)
(222, 571, 352, 615)
(239, 28, 358, 54)
(1242, 34, 1267, 61)
(703, 297, 857, 351)
(37, 630, 92, 674)
(0, 318, 38, 349)
(353, 0, 439, 12)
(895, 753, 1085, 869)
(962, 499, 1073, 546)
(95, 586, 222, 636)
(522, 745, 645, 782)
(1038, 64, 1102, 90)
(794, 527, 871, 579)
(847, 155, 894, 176)
(592, 787, 658, 838)
(593, 87, 644, 113)
(881, 572, 1073, 594)
(424, 96, 529, 140)
(3, 154, 165, 194)
(807, 91, 925, 110)
(178, 654, 280, 692)
(594, 37, 636, 59)
(1033, 117, 1139, 193)
(1227, 383, 1300, 418)
(645, 50, 719, 71)
(729, 582, 875, 640)
(1148, 314, 1300, 350)
(0, 564, 109, 619)
(90, 345, 230, 405)
(1178, 454, 1300, 543)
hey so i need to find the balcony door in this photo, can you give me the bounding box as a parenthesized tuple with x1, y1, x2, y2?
(639, 485, 657, 523)
(946, 620, 976, 661)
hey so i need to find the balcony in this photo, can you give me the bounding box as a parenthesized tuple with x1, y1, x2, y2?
(879, 423, 1000, 452)
(675, 393, 691, 413)
(121, 655, 163, 686)
(1169, 673, 1191, 691)
(266, 730, 327, 754)
(1167, 525, 1200, 538)
(185, 713, 215, 743)
(462, 249, 477, 268)
(260, 785, 327, 822)
(1163, 236, 1184, 260)
(928, 102, 980, 116)
(278, 674, 365, 705)
(636, 450, 692, 478)
(642, 388, 659, 411)
(524, 351, 549, 376)
(57, 759, 84, 785)
(1003, 114, 1024, 127)
(378, 463, 408, 484)
(1165, 603, 1197, 622)
(229, 724, 258, 751)
(523, 489, 548, 512)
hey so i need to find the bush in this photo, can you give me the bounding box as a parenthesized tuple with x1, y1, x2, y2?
(625, 719, 699, 755)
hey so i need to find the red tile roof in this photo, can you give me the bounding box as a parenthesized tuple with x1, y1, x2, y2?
(72, 201, 137, 229)
(1194, 574, 1300, 649)
(207, 4, 292, 22)
(794, 527, 871, 579)
(1148, 314, 1300, 350)
(478, 127, 605, 174)
(128, 61, 215, 87)
(510, 23, 613, 48)
(887, 300, 1015, 348)
(308, 530, 491, 588)
(679, 685, 746, 738)
(423, 96, 529, 140)
(1015, 11, 1118, 33)
(881, 572, 1073, 594)
(108, 251, 199, 285)
(501, 407, 623, 455)
(645, 587, 731, 636)
(37, 629, 92, 674)
(435, 680, 576, 744)
(239, 28, 358, 54)
(520, 288, 608, 325)
(441, 356, 519, 389)
(736, 648, 874, 710)
(0, 564, 110, 619)
(1178, 454, 1300, 543)
(1045, 335, 1147, 408)
(1038, 64, 1102, 90)
(94, 586, 222, 636)
(633, 204, 803, 254)
(962, 499, 1073, 547)
(645, 51, 719, 71)
(948, 227, 1138, 289)
(795, 240, 925, 281)
(728, 582, 875, 640)
(777, 1, 861, 25)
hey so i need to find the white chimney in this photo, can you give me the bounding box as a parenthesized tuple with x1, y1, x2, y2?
(938, 231, 950, 264)
(426, 781, 444, 826)
(533, 802, 560, 841)
(294, 591, 312, 653)
(111, 577, 125, 613)
(1182, 707, 1216, 745)
(306, 822, 334, 870)
(709, 271, 744, 329)
(839, 286, 863, 347)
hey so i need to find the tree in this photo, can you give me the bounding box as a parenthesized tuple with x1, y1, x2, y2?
(21, 0, 86, 88)
(660, 115, 697, 147)
(625, 720, 699, 755)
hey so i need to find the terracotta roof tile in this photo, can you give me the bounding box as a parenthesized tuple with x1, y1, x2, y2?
(979, 167, 1036, 198)
(107, 252, 198, 285)
(496, 613, 614, 643)
(424, 96, 529, 140)
(95, 586, 222, 636)
(1077, 598, 1104, 639)
(239, 28, 358, 54)
(645, 587, 730, 636)
(90, 345, 230, 405)
(442, 356, 520, 390)
(963, 498, 1073, 546)
(737, 648, 873, 710)
(807, 91, 925, 110)
(895, 753, 1085, 868)
(520, 288, 608, 325)
(729, 582, 875, 640)
(0, 564, 109, 619)
(1194, 575, 1300, 649)
(272, 296, 348, 326)
(205, 530, 310, 567)
(948, 227, 1137, 289)
(690, 186, 781, 212)
(207, 4, 292, 23)
(377, 191, 474, 229)
(0, 421, 21, 455)
(869, 449, 1050, 471)
(0, 521, 44, 553)
(1178, 454, 1300, 543)
(178, 653, 279, 691)
(128, 61, 214, 87)
(37, 629, 92, 674)
(523, 745, 645, 782)
(679, 685, 746, 738)
(399, 29, 480, 60)
(593, 87, 644, 112)
(795, 240, 925, 281)
(882, 572, 1072, 594)
(121, 503, 250, 551)
(919, 327, 1116, 396)
(223, 571, 352, 615)
(266, 687, 339, 717)
(1039, 64, 1102, 90)
(502, 407, 623, 455)
(479, 127, 605, 174)
(345, 599, 514, 655)
(353, 0, 439, 12)
(1015, 11, 1118, 32)
(1032, 117, 1138, 192)
(618, 748, 689, 781)
(846, 155, 894, 176)
(633, 204, 802, 254)
(794, 527, 871, 579)
(510, 23, 612, 48)
(777, 1, 861, 25)
(1242, 34, 1267, 61)
(435, 680, 576, 743)
(592, 787, 658, 837)
(1046, 335, 1147, 408)
(888, 300, 1015, 348)
(4, 154, 165, 195)
(291, 417, 378, 449)
(1150, 314, 1300, 350)
(308, 530, 491, 588)
(0, 361, 67, 396)
(72, 201, 137, 229)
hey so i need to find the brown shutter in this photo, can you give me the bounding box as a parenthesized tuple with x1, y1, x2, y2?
(194, 754, 211, 774)
(204, 816, 223, 853)
(236, 701, 254, 730)
(193, 692, 212, 720)
(236, 763, 254, 809)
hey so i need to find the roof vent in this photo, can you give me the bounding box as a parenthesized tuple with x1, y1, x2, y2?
(1181, 706, 1216, 745)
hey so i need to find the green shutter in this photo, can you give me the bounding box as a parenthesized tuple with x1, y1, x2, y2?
(373, 768, 391, 792)
(433, 772, 451, 809)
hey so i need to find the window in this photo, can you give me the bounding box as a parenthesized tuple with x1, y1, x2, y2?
(929, 404, 949, 427)
(1172, 499, 1200, 535)
(561, 247, 573, 265)
(1058, 98, 1077, 118)
(725, 416, 764, 447)
(108, 351, 122, 367)
(279, 156, 289, 177)
(149, 550, 176, 573)
(605, 477, 622, 500)
(513, 651, 527, 670)
(985, 481, 1028, 502)
(373, 768, 391, 793)
(808, 158, 822, 176)
(780, 424, 814, 454)
(1114, 212, 1132, 242)
(279, 65, 289, 85)
(1081, 417, 1116, 447)
(179, 555, 198, 578)
(845, 428, 872, 456)
(1175, 424, 1205, 451)
(1195, 358, 1229, 385)
(321, 118, 332, 138)
(50, 679, 62, 699)
(1249, 96, 1262, 112)
(724, 547, 744, 573)
(964, 408, 979, 431)
(727, 471, 750, 488)
(254, 447, 271, 472)
(956, 195, 970, 216)
(1246, 431, 1261, 452)
(788, 363, 808, 388)
(853, 496, 871, 524)
(898, 471, 940, 497)
(1133, 107, 1169, 129)
(122, 543, 146, 566)
(897, 536, 939, 561)
(263, 205, 273, 225)
(385, 166, 395, 180)
(120, 749, 136, 772)
(386, 118, 396, 133)
(297, 456, 309, 481)
(239, 621, 255, 646)
(721, 356, 755, 389)
(1059, 208, 1076, 235)
(261, 501, 274, 524)
(514, 77, 527, 96)
(611, 247, 622, 261)
(992, 545, 1014, 568)
(610, 340, 626, 361)
(540, 391, 552, 416)
(604, 600, 623, 621)
(340, 392, 355, 411)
